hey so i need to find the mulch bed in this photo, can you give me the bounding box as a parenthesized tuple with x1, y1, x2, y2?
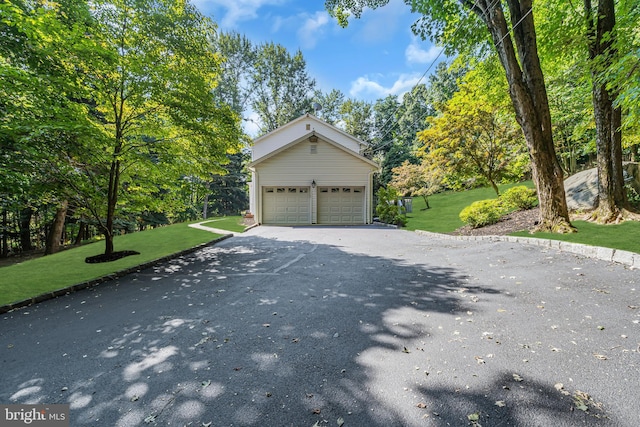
(85, 250, 140, 264)
(451, 208, 540, 236)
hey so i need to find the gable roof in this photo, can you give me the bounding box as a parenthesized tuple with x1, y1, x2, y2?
(251, 114, 368, 160)
(248, 130, 379, 170)
(253, 113, 369, 146)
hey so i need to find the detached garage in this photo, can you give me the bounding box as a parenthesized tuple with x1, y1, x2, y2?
(248, 114, 379, 226)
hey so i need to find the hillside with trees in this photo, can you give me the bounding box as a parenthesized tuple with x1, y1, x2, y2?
(1, 0, 639, 259)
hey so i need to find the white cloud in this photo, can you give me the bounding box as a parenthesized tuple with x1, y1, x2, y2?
(297, 11, 330, 49)
(192, 0, 287, 29)
(349, 73, 422, 101)
(405, 40, 442, 65)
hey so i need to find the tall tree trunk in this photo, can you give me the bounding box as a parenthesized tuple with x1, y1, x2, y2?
(585, 0, 627, 221)
(74, 221, 87, 246)
(468, 0, 573, 232)
(202, 193, 209, 220)
(103, 157, 120, 256)
(1, 208, 8, 258)
(19, 207, 34, 252)
(45, 200, 68, 255)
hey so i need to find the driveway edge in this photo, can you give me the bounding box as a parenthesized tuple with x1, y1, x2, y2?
(0, 234, 233, 315)
(415, 230, 639, 269)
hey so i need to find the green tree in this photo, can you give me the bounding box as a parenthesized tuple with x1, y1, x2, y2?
(212, 31, 257, 115)
(205, 151, 250, 217)
(417, 75, 526, 195)
(313, 89, 346, 125)
(326, 0, 574, 232)
(389, 160, 443, 209)
(584, 0, 627, 221)
(3, 0, 242, 257)
(340, 98, 375, 142)
(252, 42, 316, 133)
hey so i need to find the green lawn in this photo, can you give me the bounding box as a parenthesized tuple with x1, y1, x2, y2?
(200, 216, 247, 233)
(511, 220, 640, 254)
(403, 182, 535, 233)
(0, 218, 247, 307)
(403, 182, 640, 254)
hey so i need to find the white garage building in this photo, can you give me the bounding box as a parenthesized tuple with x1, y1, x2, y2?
(248, 114, 379, 225)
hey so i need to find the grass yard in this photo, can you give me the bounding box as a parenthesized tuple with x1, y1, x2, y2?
(511, 220, 640, 254)
(200, 216, 248, 233)
(403, 182, 640, 254)
(403, 182, 535, 233)
(0, 217, 246, 307)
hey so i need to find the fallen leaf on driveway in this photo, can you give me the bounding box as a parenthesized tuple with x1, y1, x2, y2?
(512, 373, 523, 382)
(416, 402, 427, 408)
(337, 417, 345, 426)
(495, 401, 506, 407)
(312, 408, 321, 414)
(594, 354, 608, 360)
(402, 346, 411, 353)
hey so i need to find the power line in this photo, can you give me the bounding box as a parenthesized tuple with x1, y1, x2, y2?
(367, 0, 493, 154)
(369, 0, 534, 156)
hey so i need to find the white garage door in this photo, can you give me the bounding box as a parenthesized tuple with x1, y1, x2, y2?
(262, 187, 311, 224)
(318, 187, 365, 225)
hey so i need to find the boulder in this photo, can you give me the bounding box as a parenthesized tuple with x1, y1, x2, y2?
(563, 162, 640, 211)
(564, 168, 599, 211)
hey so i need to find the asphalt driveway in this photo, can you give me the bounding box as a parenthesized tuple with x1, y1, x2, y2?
(1, 225, 639, 426)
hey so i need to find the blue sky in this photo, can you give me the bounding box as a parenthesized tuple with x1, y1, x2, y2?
(191, 0, 445, 104)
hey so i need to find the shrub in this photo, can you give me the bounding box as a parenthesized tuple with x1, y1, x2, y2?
(376, 187, 407, 227)
(459, 199, 507, 228)
(500, 185, 537, 210)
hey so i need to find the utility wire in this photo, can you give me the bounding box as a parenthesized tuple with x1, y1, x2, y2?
(369, 0, 533, 155)
(367, 0, 491, 153)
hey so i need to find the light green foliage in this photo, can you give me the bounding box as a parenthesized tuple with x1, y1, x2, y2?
(417, 68, 527, 195)
(376, 187, 407, 227)
(459, 199, 507, 228)
(500, 186, 538, 210)
(2, 0, 243, 255)
(390, 160, 443, 209)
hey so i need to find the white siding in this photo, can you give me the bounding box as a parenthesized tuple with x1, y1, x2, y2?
(256, 139, 374, 187)
(252, 115, 362, 161)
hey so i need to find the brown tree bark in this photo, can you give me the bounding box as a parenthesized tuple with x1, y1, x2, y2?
(1, 208, 8, 258)
(585, 0, 627, 222)
(465, 0, 573, 232)
(45, 200, 68, 255)
(19, 207, 34, 252)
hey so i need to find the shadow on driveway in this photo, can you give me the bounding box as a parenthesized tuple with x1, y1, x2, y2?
(0, 231, 626, 426)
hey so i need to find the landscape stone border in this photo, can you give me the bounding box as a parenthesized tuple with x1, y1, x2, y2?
(415, 229, 640, 269)
(0, 234, 233, 315)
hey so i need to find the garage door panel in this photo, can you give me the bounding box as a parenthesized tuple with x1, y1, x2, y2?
(318, 186, 365, 224)
(263, 187, 310, 224)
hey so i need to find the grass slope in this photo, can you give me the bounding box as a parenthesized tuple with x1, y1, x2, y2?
(403, 182, 534, 233)
(0, 218, 245, 307)
(403, 182, 640, 255)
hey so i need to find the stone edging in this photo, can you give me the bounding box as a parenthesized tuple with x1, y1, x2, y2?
(415, 230, 639, 269)
(0, 234, 233, 315)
